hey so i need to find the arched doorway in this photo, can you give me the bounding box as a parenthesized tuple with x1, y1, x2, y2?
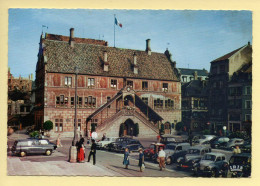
(119, 119, 136, 137)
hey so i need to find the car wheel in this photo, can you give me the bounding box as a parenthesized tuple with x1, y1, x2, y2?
(45, 149, 52, 156)
(20, 151, 26, 157)
(166, 157, 172, 165)
(211, 169, 219, 177)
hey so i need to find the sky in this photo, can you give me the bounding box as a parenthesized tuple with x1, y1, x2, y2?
(8, 9, 252, 78)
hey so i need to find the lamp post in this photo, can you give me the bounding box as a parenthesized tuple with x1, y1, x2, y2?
(69, 66, 79, 163)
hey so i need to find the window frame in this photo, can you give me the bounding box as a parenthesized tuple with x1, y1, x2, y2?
(142, 81, 148, 90)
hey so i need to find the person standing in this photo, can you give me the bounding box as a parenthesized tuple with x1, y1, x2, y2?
(77, 135, 85, 162)
(91, 130, 98, 140)
(158, 146, 166, 171)
(88, 139, 97, 165)
(138, 148, 144, 172)
(56, 134, 62, 147)
(233, 145, 241, 154)
(123, 148, 130, 169)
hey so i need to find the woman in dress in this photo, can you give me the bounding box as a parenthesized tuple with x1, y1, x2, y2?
(138, 148, 144, 172)
(77, 135, 85, 163)
(56, 134, 62, 147)
(123, 148, 130, 169)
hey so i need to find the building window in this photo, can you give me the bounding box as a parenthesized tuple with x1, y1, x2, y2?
(142, 97, 148, 105)
(194, 100, 198, 108)
(165, 99, 174, 109)
(86, 96, 96, 107)
(65, 97, 68, 105)
(162, 83, 168, 92)
(245, 86, 251, 95)
(71, 97, 74, 105)
(65, 77, 72, 86)
(55, 119, 63, 132)
(56, 96, 60, 105)
(20, 106, 25, 112)
(245, 100, 251, 109)
(88, 78, 95, 88)
(127, 80, 133, 88)
(142, 81, 148, 90)
(154, 99, 163, 108)
(78, 97, 82, 106)
(60, 95, 64, 105)
(245, 114, 251, 121)
(84, 97, 88, 106)
(111, 79, 117, 88)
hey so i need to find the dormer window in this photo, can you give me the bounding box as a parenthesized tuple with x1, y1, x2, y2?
(162, 83, 168, 92)
(65, 77, 72, 86)
(88, 78, 95, 88)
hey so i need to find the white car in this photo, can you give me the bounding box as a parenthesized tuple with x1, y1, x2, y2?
(194, 135, 216, 146)
(96, 137, 118, 149)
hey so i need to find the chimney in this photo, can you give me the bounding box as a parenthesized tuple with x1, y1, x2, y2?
(194, 71, 198, 80)
(69, 28, 75, 47)
(133, 52, 138, 74)
(103, 51, 109, 72)
(146, 39, 151, 55)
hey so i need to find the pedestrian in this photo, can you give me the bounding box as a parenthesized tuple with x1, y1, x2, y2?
(138, 148, 145, 172)
(77, 135, 85, 162)
(101, 133, 106, 141)
(158, 146, 166, 171)
(233, 145, 241, 154)
(91, 130, 98, 140)
(88, 139, 97, 165)
(123, 148, 130, 169)
(56, 134, 62, 147)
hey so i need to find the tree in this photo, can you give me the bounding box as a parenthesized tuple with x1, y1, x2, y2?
(175, 122, 184, 131)
(43, 120, 53, 131)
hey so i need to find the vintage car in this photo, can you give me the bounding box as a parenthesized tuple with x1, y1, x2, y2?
(210, 137, 230, 149)
(109, 137, 143, 153)
(165, 143, 191, 165)
(193, 135, 216, 145)
(11, 139, 56, 157)
(193, 152, 229, 177)
(227, 153, 251, 177)
(240, 140, 251, 153)
(160, 135, 177, 144)
(96, 137, 117, 149)
(225, 138, 244, 150)
(144, 143, 165, 161)
(176, 146, 211, 170)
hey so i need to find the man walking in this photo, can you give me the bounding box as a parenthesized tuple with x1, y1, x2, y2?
(88, 139, 97, 165)
(158, 146, 166, 171)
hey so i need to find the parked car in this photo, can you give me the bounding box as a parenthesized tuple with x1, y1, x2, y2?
(210, 137, 230, 149)
(11, 139, 56, 157)
(96, 137, 117, 150)
(227, 153, 251, 177)
(176, 146, 211, 170)
(193, 152, 229, 177)
(144, 143, 165, 161)
(109, 137, 143, 153)
(193, 135, 216, 145)
(225, 138, 244, 150)
(160, 135, 177, 144)
(240, 140, 251, 153)
(165, 143, 191, 165)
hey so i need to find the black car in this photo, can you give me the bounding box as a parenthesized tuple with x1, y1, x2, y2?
(210, 137, 230, 149)
(109, 137, 143, 153)
(176, 146, 211, 170)
(227, 153, 251, 177)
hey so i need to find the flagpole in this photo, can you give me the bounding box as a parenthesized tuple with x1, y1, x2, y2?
(114, 14, 116, 47)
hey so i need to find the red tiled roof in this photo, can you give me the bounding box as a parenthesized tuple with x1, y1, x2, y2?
(42, 38, 178, 81)
(45, 33, 108, 46)
(211, 46, 244, 62)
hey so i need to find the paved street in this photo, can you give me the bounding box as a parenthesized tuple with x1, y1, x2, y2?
(7, 130, 232, 177)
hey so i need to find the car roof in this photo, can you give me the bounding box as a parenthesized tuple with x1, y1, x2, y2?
(189, 146, 210, 150)
(205, 152, 225, 156)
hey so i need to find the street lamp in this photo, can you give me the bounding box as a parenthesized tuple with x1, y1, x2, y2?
(69, 66, 79, 163)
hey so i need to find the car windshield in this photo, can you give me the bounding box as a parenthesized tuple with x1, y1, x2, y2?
(202, 154, 216, 161)
(187, 149, 200, 154)
(165, 145, 176, 150)
(230, 156, 250, 164)
(166, 138, 176, 142)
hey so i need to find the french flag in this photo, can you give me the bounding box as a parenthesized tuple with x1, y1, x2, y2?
(115, 17, 122, 28)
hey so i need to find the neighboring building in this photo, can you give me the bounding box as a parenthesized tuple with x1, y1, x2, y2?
(228, 61, 252, 133)
(8, 68, 34, 129)
(178, 68, 208, 84)
(34, 28, 182, 137)
(181, 79, 209, 132)
(208, 43, 252, 134)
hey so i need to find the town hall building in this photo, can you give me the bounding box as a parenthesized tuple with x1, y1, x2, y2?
(34, 28, 181, 137)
